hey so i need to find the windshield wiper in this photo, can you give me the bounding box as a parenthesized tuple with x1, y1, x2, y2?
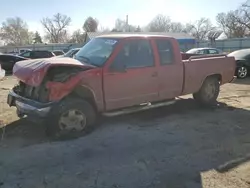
(75, 55, 100, 67)
(77, 55, 91, 63)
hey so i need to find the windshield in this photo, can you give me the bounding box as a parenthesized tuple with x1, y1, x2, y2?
(228, 49, 250, 60)
(74, 38, 118, 67)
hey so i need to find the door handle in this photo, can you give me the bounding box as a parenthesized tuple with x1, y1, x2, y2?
(152, 72, 158, 77)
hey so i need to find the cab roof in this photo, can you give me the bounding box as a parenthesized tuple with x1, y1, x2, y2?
(96, 34, 176, 39)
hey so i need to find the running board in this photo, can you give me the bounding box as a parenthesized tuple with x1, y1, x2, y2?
(103, 100, 176, 117)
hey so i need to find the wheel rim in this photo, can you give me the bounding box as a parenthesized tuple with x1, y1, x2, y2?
(204, 82, 216, 99)
(238, 67, 247, 78)
(59, 109, 87, 131)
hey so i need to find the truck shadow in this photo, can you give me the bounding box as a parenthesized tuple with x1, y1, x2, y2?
(233, 77, 250, 85)
(1, 98, 250, 187)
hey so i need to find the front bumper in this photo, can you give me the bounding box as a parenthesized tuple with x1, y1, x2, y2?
(7, 90, 57, 118)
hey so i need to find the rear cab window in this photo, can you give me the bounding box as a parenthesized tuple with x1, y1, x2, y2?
(155, 39, 174, 65)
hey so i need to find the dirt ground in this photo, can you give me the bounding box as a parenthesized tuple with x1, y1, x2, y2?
(0, 76, 250, 188)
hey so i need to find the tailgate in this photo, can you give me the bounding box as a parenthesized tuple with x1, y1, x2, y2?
(182, 55, 235, 95)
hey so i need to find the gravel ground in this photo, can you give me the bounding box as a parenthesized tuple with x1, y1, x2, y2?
(0, 77, 250, 188)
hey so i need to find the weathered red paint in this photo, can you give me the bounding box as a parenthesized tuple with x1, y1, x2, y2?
(46, 72, 85, 101)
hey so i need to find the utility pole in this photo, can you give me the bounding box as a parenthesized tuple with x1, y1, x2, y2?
(126, 15, 129, 32)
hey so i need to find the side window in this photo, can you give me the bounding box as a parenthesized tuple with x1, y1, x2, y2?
(197, 50, 204, 54)
(113, 39, 154, 68)
(21, 51, 31, 58)
(33, 51, 50, 58)
(208, 49, 218, 54)
(46, 52, 53, 57)
(32, 51, 40, 58)
(245, 54, 250, 60)
(155, 39, 174, 65)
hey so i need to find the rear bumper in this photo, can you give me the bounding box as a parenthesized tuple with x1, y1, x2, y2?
(7, 90, 57, 118)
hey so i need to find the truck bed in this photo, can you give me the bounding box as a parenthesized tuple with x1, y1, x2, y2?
(181, 54, 236, 95)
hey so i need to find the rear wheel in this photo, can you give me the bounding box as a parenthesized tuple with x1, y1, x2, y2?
(46, 97, 97, 139)
(193, 77, 220, 105)
(237, 66, 248, 79)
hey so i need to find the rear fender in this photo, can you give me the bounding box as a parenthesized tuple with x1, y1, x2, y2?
(199, 74, 222, 89)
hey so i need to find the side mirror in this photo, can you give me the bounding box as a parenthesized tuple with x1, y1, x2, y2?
(110, 61, 127, 72)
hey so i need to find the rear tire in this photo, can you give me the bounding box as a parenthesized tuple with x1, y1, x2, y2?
(193, 77, 220, 105)
(46, 97, 97, 139)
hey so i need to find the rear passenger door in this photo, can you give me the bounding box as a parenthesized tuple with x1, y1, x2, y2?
(154, 39, 184, 100)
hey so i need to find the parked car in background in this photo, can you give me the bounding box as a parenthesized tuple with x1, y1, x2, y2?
(228, 49, 250, 79)
(186, 48, 223, 55)
(19, 50, 55, 59)
(0, 54, 28, 72)
(52, 50, 65, 56)
(56, 48, 80, 58)
(0, 64, 5, 80)
(8, 34, 235, 137)
(19, 49, 31, 54)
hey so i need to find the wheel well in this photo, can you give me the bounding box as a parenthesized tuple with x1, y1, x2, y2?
(69, 86, 97, 111)
(206, 74, 222, 83)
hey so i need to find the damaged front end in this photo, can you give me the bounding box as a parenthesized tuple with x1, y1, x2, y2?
(8, 58, 95, 119)
(13, 66, 86, 103)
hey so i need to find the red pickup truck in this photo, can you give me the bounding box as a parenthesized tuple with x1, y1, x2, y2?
(7, 34, 236, 137)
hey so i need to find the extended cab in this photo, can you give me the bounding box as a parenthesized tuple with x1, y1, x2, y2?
(7, 34, 236, 137)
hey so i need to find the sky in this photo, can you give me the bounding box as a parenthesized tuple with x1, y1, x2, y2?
(0, 0, 245, 36)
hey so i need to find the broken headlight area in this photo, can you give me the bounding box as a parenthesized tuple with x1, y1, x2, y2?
(13, 81, 50, 103)
(46, 66, 85, 83)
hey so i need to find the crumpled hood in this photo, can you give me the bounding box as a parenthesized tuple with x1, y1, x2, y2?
(13, 57, 94, 86)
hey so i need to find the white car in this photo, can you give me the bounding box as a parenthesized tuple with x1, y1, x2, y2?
(0, 64, 5, 80)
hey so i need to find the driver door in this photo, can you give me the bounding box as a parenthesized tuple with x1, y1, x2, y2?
(103, 38, 159, 111)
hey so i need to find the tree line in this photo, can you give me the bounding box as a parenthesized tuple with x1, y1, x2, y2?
(0, 0, 250, 45)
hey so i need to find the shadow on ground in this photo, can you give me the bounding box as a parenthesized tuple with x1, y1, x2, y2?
(1, 98, 250, 188)
(233, 77, 250, 85)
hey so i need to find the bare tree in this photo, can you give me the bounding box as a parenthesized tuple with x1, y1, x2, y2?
(33, 31, 43, 43)
(235, 1, 250, 30)
(147, 14, 171, 32)
(98, 25, 110, 32)
(0, 17, 32, 45)
(135, 26, 142, 32)
(41, 13, 71, 43)
(216, 11, 247, 38)
(186, 18, 216, 40)
(169, 22, 186, 33)
(112, 18, 136, 32)
(83, 17, 98, 32)
(68, 29, 85, 43)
